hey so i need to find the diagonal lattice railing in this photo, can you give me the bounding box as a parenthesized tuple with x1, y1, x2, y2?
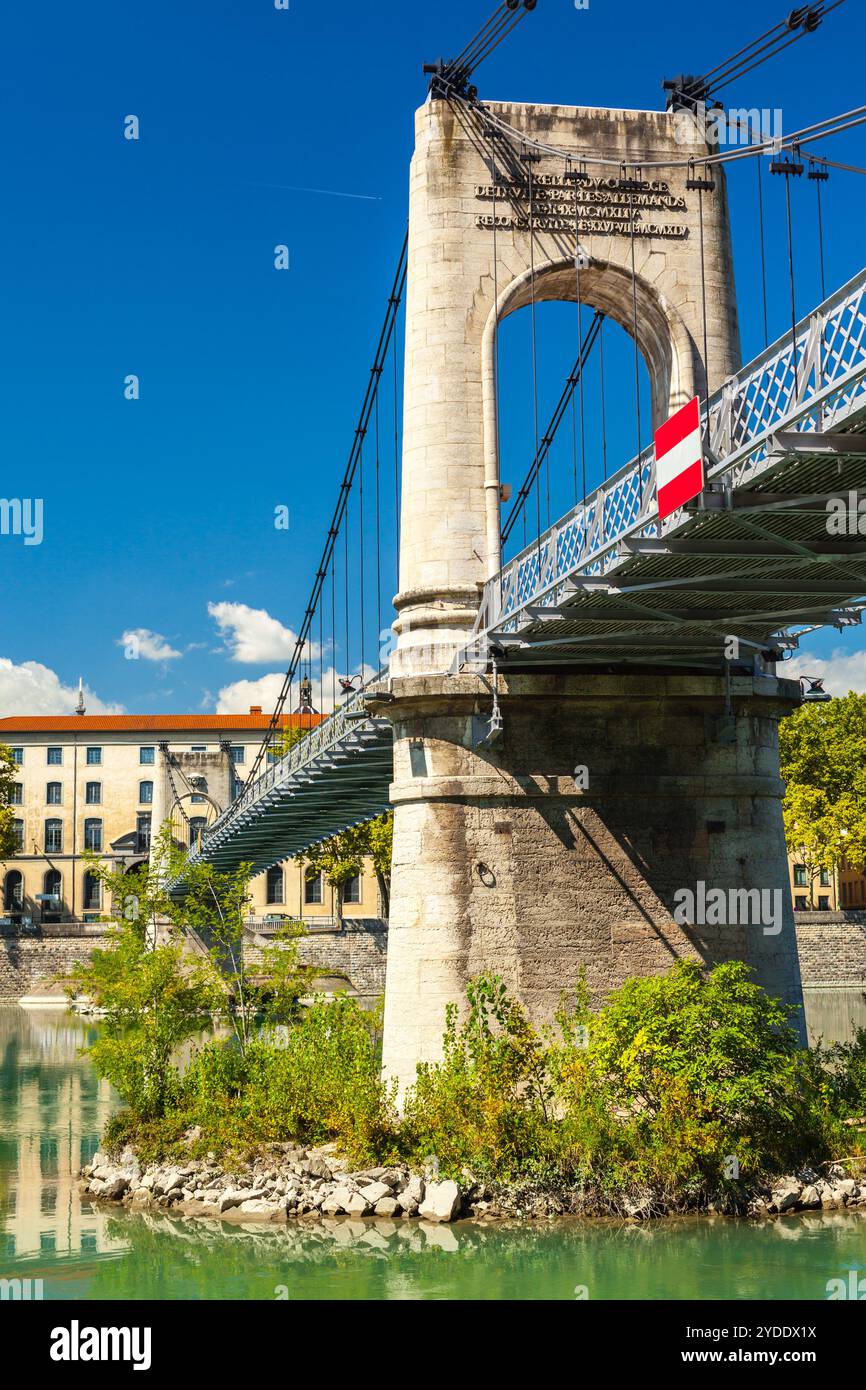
(480, 265, 866, 634)
(198, 673, 388, 850)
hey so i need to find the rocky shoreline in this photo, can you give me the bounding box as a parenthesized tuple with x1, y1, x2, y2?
(79, 1143, 866, 1226)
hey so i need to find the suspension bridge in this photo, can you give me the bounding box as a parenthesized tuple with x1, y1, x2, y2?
(170, 1, 866, 1088)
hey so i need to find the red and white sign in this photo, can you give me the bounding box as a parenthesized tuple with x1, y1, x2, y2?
(654, 396, 704, 521)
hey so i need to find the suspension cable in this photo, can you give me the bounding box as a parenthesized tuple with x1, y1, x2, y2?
(243, 230, 408, 791)
(809, 158, 829, 299)
(501, 311, 603, 547)
(757, 158, 769, 348)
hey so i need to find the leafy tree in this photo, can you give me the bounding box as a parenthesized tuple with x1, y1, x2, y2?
(69, 922, 212, 1120)
(302, 813, 393, 919)
(0, 743, 20, 860)
(69, 824, 311, 1119)
(780, 692, 866, 876)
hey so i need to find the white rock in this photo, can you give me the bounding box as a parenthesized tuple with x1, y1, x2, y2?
(418, 1180, 461, 1224)
(358, 1182, 391, 1205)
(374, 1197, 399, 1217)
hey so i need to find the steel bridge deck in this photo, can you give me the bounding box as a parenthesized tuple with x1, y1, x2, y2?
(171, 270, 866, 890)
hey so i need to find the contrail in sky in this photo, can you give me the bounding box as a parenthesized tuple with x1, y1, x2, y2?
(251, 182, 381, 201)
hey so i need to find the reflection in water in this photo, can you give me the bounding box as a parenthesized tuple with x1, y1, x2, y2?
(87, 1205, 866, 1302)
(0, 1007, 123, 1268)
(2, 1006, 865, 1301)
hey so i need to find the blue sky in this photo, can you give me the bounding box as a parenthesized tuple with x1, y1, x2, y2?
(1, 0, 864, 716)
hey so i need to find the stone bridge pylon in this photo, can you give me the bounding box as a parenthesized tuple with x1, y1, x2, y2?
(375, 95, 805, 1093)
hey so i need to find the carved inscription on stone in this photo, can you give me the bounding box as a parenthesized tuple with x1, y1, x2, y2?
(475, 174, 689, 238)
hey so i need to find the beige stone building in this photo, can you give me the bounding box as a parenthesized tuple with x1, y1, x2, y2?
(786, 853, 840, 913)
(0, 710, 380, 925)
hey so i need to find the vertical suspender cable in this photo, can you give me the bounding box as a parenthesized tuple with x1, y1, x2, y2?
(599, 315, 608, 482)
(359, 435, 366, 675)
(375, 388, 382, 653)
(628, 170, 642, 457)
(330, 548, 336, 714)
(344, 522, 350, 687)
(782, 164, 800, 398)
(527, 160, 543, 557)
(697, 176, 711, 414)
(757, 159, 769, 348)
(574, 186, 587, 505)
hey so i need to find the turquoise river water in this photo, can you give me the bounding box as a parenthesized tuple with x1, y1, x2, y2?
(1, 1005, 864, 1301)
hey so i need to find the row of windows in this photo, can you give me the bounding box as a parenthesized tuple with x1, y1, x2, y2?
(3, 869, 101, 912)
(8, 745, 248, 766)
(8, 815, 151, 855)
(8, 781, 154, 806)
(792, 865, 832, 888)
(264, 867, 362, 907)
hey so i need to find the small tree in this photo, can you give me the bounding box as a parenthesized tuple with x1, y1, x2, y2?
(302, 813, 393, 920)
(780, 693, 866, 876)
(0, 744, 20, 860)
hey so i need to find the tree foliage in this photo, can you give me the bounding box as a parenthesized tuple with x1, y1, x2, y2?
(0, 743, 19, 860)
(69, 823, 311, 1119)
(302, 813, 393, 917)
(780, 692, 866, 873)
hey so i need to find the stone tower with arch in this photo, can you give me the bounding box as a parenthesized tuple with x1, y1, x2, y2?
(376, 98, 803, 1093)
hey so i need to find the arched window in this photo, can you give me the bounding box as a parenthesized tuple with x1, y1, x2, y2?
(266, 866, 284, 906)
(12, 819, 24, 851)
(46, 782, 62, 805)
(189, 817, 208, 851)
(83, 819, 103, 852)
(3, 870, 23, 911)
(139, 781, 154, 805)
(82, 873, 101, 911)
(44, 869, 62, 900)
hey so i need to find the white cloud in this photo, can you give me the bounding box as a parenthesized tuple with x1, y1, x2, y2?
(208, 602, 309, 665)
(0, 659, 125, 716)
(214, 664, 376, 716)
(116, 629, 182, 662)
(782, 646, 866, 697)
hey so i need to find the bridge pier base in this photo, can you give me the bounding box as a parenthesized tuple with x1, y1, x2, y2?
(372, 671, 805, 1096)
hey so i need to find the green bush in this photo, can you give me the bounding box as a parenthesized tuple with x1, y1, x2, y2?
(177, 997, 398, 1165)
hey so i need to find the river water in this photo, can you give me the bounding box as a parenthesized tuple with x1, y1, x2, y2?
(1, 1006, 864, 1302)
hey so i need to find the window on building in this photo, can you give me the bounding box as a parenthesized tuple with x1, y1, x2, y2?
(46, 747, 63, 766)
(230, 746, 246, 765)
(3, 870, 23, 911)
(795, 894, 808, 911)
(304, 872, 323, 906)
(83, 873, 101, 911)
(266, 866, 284, 905)
(10, 747, 23, 766)
(12, 819, 24, 852)
(191, 745, 207, 753)
(43, 869, 62, 900)
(818, 895, 830, 911)
(83, 819, 103, 852)
(343, 874, 362, 905)
(9, 783, 23, 805)
(793, 865, 807, 887)
(86, 747, 102, 766)
(85, 782, 102, 805)
(140, 747, 155, 765)
(44, 819, 63, 854)
(136, 814, 152, 854)
(188, 817, 208, 851)
(46, 782, 62, 805)
(139, 781, 153, 805)
(819, 868, 831, 887)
